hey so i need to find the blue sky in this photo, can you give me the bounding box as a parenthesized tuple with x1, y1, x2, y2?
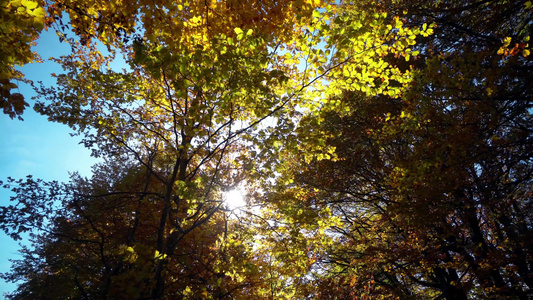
(0, 29, 96, 296)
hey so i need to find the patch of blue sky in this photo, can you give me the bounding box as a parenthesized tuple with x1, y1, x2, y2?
(0, 28, 98, 296)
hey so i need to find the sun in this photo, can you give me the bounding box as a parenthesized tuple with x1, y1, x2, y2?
(223, 188, 246, 210)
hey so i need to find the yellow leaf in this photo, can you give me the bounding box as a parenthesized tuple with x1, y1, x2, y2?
(503, 36, 512, 47)
(21, 0, 38, 9)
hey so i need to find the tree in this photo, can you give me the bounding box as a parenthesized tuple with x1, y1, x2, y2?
(2, 160, 272, 299)
(268, 0, 533, 299)
(1, 0, 423, 299)
(0, 0, 46, 119)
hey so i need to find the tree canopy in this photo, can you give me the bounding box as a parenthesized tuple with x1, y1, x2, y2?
(1, 0, 532, 299)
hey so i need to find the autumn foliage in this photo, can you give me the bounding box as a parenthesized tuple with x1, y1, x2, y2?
(1, 0, 533, 299)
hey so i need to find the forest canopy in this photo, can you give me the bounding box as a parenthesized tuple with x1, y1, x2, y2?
(1, 0, 532, 299)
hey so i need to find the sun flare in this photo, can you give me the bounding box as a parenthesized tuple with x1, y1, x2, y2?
(223, 188, 246, 210)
